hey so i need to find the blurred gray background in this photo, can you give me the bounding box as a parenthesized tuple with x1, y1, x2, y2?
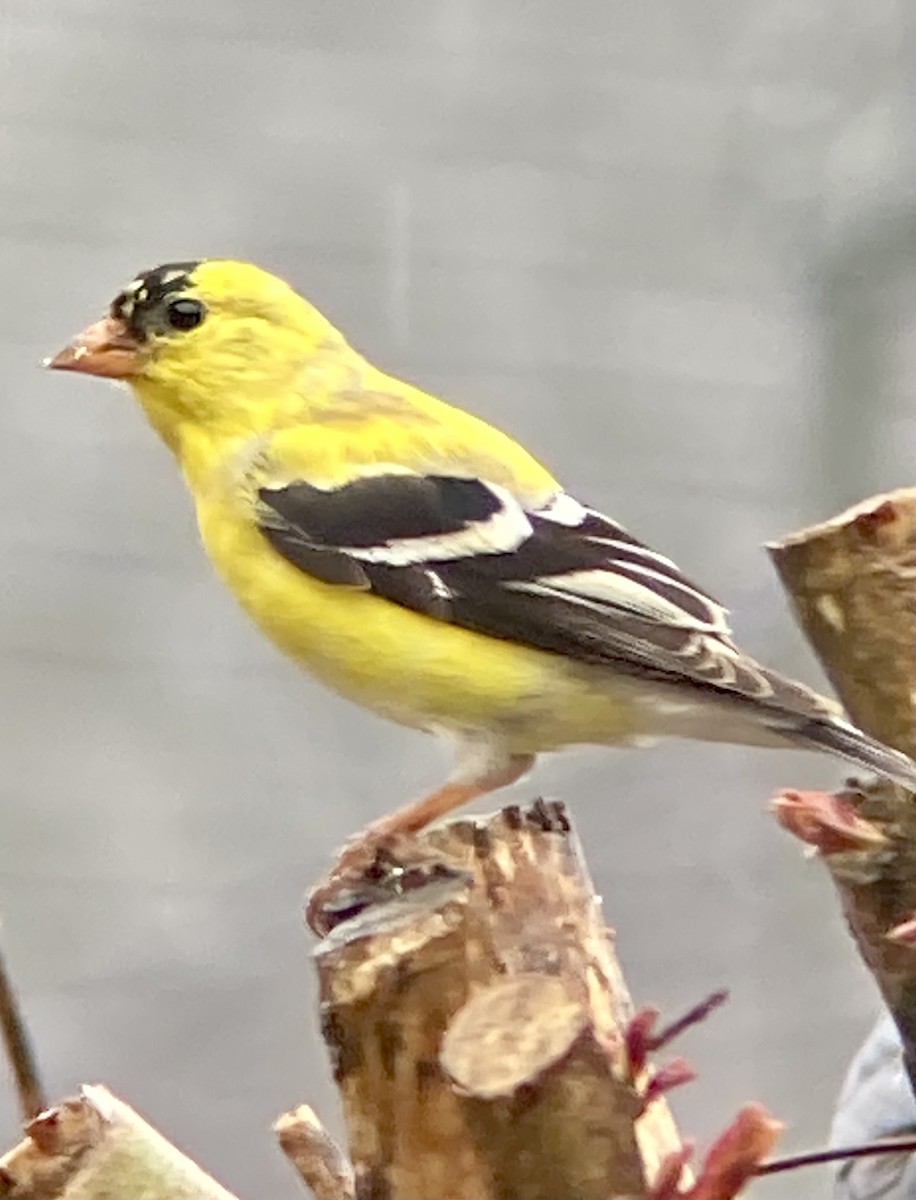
(2, 2, 915, 1197)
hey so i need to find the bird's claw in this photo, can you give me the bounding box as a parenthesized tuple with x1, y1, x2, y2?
(306, 832, 460, 937)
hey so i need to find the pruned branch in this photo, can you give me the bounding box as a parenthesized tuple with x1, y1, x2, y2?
(768, 488, 916, 1092)
(274, 1104, 353, 1200)
(0, 1086, 239, 1199)
(311, 801, 688, 1199)
(767, 487, 915, 753)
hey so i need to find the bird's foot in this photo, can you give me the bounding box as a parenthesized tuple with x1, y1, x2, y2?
(306, 831, 458, 937)
(305, 762, 536, 936)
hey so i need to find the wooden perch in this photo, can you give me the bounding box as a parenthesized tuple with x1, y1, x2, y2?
(768, 488, 915, 753)
(0, 1085, 239, 1200)
(768, 487, 916, 1091)
(274, 1104, 354, 1200)
(312, 801, 687, 1200)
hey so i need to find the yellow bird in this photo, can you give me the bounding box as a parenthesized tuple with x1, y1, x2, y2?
(48, 260, 915, 924)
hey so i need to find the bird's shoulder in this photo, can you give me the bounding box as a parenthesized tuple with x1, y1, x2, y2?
(240, 371, 560, 504)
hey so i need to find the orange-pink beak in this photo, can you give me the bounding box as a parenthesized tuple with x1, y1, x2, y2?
(45, 316, 144, 379)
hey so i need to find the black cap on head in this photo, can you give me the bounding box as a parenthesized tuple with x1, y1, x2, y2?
(110, 261, 201, 338)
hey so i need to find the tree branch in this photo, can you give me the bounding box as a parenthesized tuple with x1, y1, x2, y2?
(0, 937, 46, 1124)
(274, 1104, 353, 1200)
(767, 487, 916, 1092)
(0, 1085, 239, 1199)
(311, 801, 688, 1199)
(767, 487, 915, 752)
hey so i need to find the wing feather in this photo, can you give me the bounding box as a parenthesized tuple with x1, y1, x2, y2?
(255, 472, 833, 718)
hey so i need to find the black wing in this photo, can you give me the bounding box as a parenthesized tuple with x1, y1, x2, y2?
(256, 472, 825, 710)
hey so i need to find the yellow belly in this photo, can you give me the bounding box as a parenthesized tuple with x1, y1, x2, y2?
(197, 502, 644, 753)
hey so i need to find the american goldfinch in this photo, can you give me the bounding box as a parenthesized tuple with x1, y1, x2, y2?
(48, 260, 915, 907)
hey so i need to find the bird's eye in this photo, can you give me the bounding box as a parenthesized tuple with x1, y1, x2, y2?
(165, 297, 206, 331)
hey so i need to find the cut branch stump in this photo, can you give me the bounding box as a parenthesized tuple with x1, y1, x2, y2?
(313, 802, 685, 1200)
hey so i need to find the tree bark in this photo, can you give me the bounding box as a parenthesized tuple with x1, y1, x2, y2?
(768, 488, 916, 1093)
(274, 1104, 354, 1200)
(0, 1086, 238, 1199)
(768, 487, 915, 753)
(313, 801, 685, 1200)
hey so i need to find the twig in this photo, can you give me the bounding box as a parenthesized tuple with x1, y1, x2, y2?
(650, 990, 729, 1053)
(652, 1104, 783, 1200)
(274, 1104, 354, 1200)
(756, 1134, 916, 1176)
(0, 935, 47, 1122)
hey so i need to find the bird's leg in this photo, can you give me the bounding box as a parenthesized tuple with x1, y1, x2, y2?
(365, 751, 537, 839)
(307, 751, 535, 935)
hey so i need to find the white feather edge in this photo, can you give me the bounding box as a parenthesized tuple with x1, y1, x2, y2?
(266, 477, 733, 645)
(507, 570, 727, 633)
(342, 487, 589, 566)
(347, 482, 533, 565)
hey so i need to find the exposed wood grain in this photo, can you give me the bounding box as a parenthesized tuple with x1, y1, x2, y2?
(313, 801, 685, 1200)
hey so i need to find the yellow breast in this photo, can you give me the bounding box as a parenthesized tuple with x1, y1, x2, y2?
(194, 496, 643, 754)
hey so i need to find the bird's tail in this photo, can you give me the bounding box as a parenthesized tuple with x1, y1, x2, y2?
(781, 717, 916, 792)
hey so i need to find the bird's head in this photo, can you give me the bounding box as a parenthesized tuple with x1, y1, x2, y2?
(47, 259, 348, 444)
